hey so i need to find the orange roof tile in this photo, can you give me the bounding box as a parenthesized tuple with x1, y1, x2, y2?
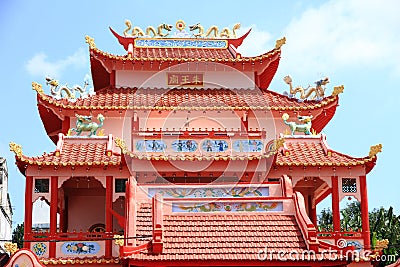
(36, 86, 339, 111)
(127, 203, 346, 262)
(275, 137, 377, 168)
(13, 141, 121, 168)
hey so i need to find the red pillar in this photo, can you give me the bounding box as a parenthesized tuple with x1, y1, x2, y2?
(309, 195, 317, 226)
(331, 176, 341, 236)
(105, 176, 113, 257)
(360, 175, 371, 250)
(126, 176, 137, 247)
(24, 176, 33, 249)
(49, 176, 58, 258)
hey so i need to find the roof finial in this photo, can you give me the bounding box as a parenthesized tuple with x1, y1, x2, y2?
(32, 82, 44, 94)
(369, 144, 382, 158)
(332, 85, 344, 97)
(273, 138, 285, 151)
(115, 137, 128, 154)
(275, 37, 286, 50)
(4, 242, 18, 255)
(85, 35, 96, 49)
(9, 142, 23, 158)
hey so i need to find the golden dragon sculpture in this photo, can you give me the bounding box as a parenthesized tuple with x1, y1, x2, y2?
(283, 75, 330, 101)
(123, 19, 173, 37)
(189, 23, 241, 38)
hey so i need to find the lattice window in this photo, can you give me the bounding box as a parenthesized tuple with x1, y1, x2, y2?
(35, 179, 49, 193)
(342, 178, 357, 193)
(115, 178, 128, 193)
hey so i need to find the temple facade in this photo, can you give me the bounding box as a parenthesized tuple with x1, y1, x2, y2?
(6, 20, 382, 267)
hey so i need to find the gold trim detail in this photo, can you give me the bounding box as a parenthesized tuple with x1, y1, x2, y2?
(9, 142, 22, 158)
(115, 137, 128, 154)
(32, 82, 44, 94)
(332, 85, 344, 97)
(114, 234, 124, 246)
(369, 144, 382, 158)
(85, 35, 96, 49)
(275, 37, 286, 50)
(273, 138, 285, 151)
(4, 242, 18, 255)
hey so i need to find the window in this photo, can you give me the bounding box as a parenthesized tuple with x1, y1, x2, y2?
(35, 179, 49, 193)
(342, 178, 357, 193)
(115, 178, 128, 193)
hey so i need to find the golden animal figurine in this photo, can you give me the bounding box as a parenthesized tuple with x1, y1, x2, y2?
(369, 144, 382, 158)
(283, 75, 330, 101)
(124, 19, 173, 37)
(189, 23, 241, 38)
(4, 242, 18, 255)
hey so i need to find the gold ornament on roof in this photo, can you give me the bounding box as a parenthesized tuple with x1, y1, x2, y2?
(275, 37, 286, 49)
(113, 235, 124, 246)
(9, 142, 23, 158)
(46, 77, 89, 100)
(123, 19, 173, 37)
(189, 23, 241, 38)
(369, 144, 382, 158)
(332, 85, 344, 97)
(115, 137, 128, 154)
(374, 239, 389, 251)
(85, 35, 96, 49)
(4, 242, 18, 255)
(273, 138, 285, 151)
(283, 75, 330, 101)
(32, 82, 44, 94)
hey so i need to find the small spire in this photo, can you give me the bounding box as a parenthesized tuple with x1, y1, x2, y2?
(332, 85, 344, 97)
(369, 144, 382, 158)
(32, 82, 44, 94)
(9, 142, 23, 158)
(85, 35, 96, 49)
(275, 37, 286, 50)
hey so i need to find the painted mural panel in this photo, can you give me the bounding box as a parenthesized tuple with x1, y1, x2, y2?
(233, 140, 263, 152)
(148, 186, 269, 198)
(172, 201, 283, 212)
(171, 140, 198, 152)
(136, 140, 167, 152)
(201, 139, 229, 152)
(61, 241, 101, 255)
(32, 242, 47, 257)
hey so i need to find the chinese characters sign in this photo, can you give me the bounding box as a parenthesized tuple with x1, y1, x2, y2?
(167, 73, 204, 87)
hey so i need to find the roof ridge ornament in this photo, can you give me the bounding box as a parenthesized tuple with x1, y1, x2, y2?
(369, 144, 382, 158)
(283, 75, 330, 102)
(275, 37, 286, 50)
(32, 82, 44, 94)
(85, 35, 96, 49)
(332, 85, 344, 97)
(9, 142, 23, 158)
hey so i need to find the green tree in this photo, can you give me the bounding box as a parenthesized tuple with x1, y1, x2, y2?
(11, 223, 24, 249)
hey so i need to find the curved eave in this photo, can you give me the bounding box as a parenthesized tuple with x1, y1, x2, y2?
(37, 99, 62, 144)
(34, 88, 339, 112)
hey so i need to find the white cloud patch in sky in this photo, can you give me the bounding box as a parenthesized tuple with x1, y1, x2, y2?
(26, 48, 87, 79)
(281, 0, 400, 77)
(236, 25, 273, 57)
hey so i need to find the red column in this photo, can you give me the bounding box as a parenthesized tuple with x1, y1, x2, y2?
(360, 175, 371, 250)
(309, 195, 317, 226)
(331, 176, 341, 236)
(24, 176, 33, 249)
(49, 176, 58, 258)
(105, 176, 113, 257)
(126, 176, 137, 247)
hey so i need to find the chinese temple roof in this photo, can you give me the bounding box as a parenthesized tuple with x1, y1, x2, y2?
(34, 86, 339, 111)
(9, 135, 121, 174)
(275, 135, 381, 173)
(125, 203, 347, 264)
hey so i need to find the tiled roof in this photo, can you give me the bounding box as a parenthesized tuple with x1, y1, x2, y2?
(36, 87, 339, 111)
(90, 45, 279, 63)
(275, 137, 376, 167)
(12, 141, 121, 167)
(127, 203, 344, 262)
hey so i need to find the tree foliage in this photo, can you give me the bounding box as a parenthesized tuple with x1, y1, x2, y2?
(318, 204, 400, 266)
(11, 223, 24, 249)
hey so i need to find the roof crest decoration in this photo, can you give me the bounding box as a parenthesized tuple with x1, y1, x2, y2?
(369, 144, 382, 158)
(9, 142, 23, 158)
(32, 82, 44, 95)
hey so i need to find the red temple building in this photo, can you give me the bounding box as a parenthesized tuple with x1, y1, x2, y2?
(6, 20, 382, 267)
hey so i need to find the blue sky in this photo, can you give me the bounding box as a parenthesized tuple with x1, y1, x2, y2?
(0, 0, 399, 226)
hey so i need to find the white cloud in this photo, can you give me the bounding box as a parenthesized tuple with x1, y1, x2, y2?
(26, 48, 88, 79)
(280, 0, 400, 77)
(236, 25, 273, 57)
